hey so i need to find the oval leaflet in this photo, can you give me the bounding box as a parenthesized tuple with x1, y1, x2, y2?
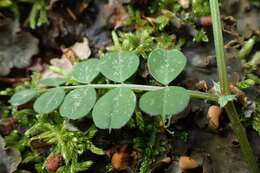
(60, 87, 96, 119)
(100, 51, 139, 82)
(148, 48, 187, 85)
(33, 88, 65, 114)
(139, 86, 190, 120)
(92, 87, 136, 130)
(9, 89, 37, 106)
(72, 59, 100, 84)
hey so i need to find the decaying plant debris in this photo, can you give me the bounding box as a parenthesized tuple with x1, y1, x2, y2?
(0, 0, 260, 173)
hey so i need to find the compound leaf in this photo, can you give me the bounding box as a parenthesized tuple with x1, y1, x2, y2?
(100, 52, 139, 82)
(9, 89, 37, 106)
(139, 86, 190, 120)
(39, 77, 66, 87)
(60, 87, 96, 119)
(72, 59, 100, 84)
(148, 48, 187, 85)
(92, 87, 136, 130)
(33, 88, 65, 114)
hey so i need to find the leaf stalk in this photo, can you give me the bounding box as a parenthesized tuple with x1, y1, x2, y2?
(57, 84, 218, 102)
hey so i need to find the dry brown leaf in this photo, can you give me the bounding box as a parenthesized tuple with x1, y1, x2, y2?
(61, 48, 77, 64)
(41, 56, 73, 79)
(70, 37, 91, 60)
(50, 57, 73, 71)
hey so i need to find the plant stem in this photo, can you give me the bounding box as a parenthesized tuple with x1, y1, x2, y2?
(225, 102, 260, 173)
(58, 84, 218, 101)
(209, 0, 229, 95)
(209, 0, 259, 172)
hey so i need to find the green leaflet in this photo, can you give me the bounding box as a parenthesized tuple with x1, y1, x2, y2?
(72, 59, 100, 84)
(92, 87, 136, 130)
(33, 88, 65, 114)
(193, 29, 209, 43)
(139, 86, 190, 120)
(100, 51, 139, 82)
(60, 87, 96, 119)
(39, 77, 66, 87)
(148, 48, 187, 85)
(9, 89, 37, 106)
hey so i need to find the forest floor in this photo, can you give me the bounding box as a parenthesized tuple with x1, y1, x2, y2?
(0, 0, 260, 173)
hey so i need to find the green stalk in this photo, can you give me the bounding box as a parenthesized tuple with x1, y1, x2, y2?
(209, 0, 259, 172)
(225, 102, 259, 172)
(209, 0, 229, 95)
(58, 84, 218, 101)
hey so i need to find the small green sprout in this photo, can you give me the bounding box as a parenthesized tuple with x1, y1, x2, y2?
(239, 36, 256, 60)
(193, 29, 209, 43)
(237, 79, 255, 89)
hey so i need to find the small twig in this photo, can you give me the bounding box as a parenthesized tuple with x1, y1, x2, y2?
(66, 8, 77, 21)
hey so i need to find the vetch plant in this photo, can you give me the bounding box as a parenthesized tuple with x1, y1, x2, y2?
(9, 42, 257, 173)
(10, 48, 201, 131)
